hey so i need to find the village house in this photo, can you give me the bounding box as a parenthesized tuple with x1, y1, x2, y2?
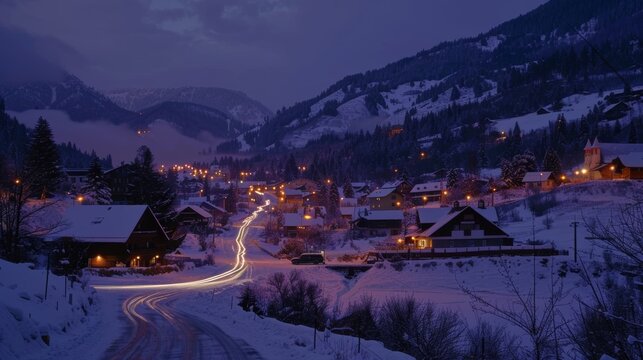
(410, 181, 446, 205)
(367, 187, 403, 210)
(351, 208, 403, 237)
(180, 197, 229, 225)
(583, 138, 643, 180)
(407, 205, 512, 249)
(416, 201, 498, 231)
(174, 205, 213, 227)
(104, 164, 134, 203)
(282, 212, 324, 238)
(47, 205, 169, 268)
(62, 168, 90, 191)
(522, 171, 557, 190)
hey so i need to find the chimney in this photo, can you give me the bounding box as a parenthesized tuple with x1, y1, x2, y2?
(478, 199, 486, 209)
(453, 200, 460, 209)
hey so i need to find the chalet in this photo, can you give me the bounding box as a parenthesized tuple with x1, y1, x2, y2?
(63, 169, 90, 191)
(381, 179, 412, 195)
(281, 188, 309, 206)
(283, 212, 324, 238)
(416, 202, 498, 231)
(47, 205, 169, 268)
(104, 164, 134, 203)
(536, 107, 550, 115)
(181, 197, 229, 220)
(367, 187, 403, 210)
(522, 171, 557, 190)
(408, 206, 512, 249)
(410, 181, 446, 205)
(174, 205, 213, 226)
(583, 138, 643, 180)
(351, 209, 403, 236)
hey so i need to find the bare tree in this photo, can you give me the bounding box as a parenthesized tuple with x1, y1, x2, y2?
(585, 201, 643, 267)
(463, 321, 522, 360)
(0, 178, 64, 261)
(461, 260, 564, 360)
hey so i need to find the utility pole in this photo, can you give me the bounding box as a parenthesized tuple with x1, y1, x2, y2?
(571, 219, 580, 263)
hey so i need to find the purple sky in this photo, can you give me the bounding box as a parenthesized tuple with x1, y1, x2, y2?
(0, 0, 547, 110)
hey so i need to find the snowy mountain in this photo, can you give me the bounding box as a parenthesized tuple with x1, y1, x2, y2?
(0, 72, 137, 125)
(105, 87, 273, 126)
(254, 0, 643, 149)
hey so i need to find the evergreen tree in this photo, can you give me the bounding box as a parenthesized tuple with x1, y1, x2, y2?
(541, 148, 562, 177)
(450, 85, 461, 101)
(628, 122, 638, 143)
(81, 157, 112, 205)
(446, 168, 462, 189)
(284, 154, 298, 182)
(318, 183, 329, 208)
(24, 117, 62, 198)
(342, 177, 355, 198)
(477, 143, 488, 168)
(226, 184, 238, 213)
(128, 146, 175, 221)
(328, 183, 340, 217)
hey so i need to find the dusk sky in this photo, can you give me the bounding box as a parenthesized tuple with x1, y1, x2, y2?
(0, 0, 547, 110)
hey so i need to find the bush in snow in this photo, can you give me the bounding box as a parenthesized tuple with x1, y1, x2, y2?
(377, 296, 463, 359)
(264, 271, 329, 329)
(277, 238, 305, 259)
(526, 192, 558, 217)
(464, 321, 521, 360)
(334, 295, 380, 340)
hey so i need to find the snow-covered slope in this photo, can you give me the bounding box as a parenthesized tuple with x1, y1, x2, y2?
(105, 87, 272, 126)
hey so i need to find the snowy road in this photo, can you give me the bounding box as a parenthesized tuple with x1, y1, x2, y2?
(96, 201, 270, 360)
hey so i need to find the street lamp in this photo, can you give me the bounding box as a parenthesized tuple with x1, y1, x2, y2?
(609, 165, 615, 180)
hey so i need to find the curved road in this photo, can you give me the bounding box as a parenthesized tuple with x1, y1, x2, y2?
(96, 201, 270, 360)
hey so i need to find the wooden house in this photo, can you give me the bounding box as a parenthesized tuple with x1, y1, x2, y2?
(583, 138, 643, 180)
(47, 205, 169, 268)
(351, 209, 403, 236)
(174, 205, 213, 226)
(522, 171, 557, 190)
(408, 206, 512, 249)
(410, 181, 446, 205)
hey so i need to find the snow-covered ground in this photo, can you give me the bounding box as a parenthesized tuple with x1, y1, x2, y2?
(2, 181, 639, 359)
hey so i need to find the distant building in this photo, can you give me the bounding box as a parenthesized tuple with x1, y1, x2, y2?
(47, 205, 169, 268)
(282, 212, 324, 238)
(174, 205, 213, 226)
(408, 205, 512, 249)
(367, 187, 403, 210)
(104, 164, 134, 203)
(63, 169, 90, 191)
(410, 181, 446, 205)
(583, 138, 643, 180)
(522, 171, 557, 190)
(351, 208, 403, 237)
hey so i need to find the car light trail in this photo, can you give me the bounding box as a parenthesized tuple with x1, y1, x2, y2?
(95, 200, 270, 291)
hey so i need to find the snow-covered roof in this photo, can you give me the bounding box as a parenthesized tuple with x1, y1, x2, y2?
(48, 205, 163, 243)
(522, 172, 553, 183)
(283, 213, 324, 227)
(284, 188, 308, 197)
(416, 207, 452, 224)
(356, 209, 403, 221)
(367, 187, 397, 198)
(410, 181, 445, 194)
(615, 152, 643, 167)
(475, 207, 499, 223)
(381, 180, 404, 189)
(594, 140, 643, 162)
(420, 206, 503, 237)
(176, 205, 213, 219)
(340, 207, 355, 217)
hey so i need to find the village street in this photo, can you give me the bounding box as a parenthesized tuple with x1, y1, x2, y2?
(94, 202, 270, 360)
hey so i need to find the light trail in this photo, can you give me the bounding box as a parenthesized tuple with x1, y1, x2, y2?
(95, 200, 270, 291)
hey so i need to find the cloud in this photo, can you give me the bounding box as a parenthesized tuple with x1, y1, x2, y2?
(0, 0, 547, 109)
(0, 26, 81, 84)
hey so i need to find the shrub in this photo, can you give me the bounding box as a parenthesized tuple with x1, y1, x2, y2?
(464, 321, 520, 360)
(277, 238, 305, 259)
(265, 271, 329, 328)
(391, 261, 407, 272)
(378, 296, 463, 359)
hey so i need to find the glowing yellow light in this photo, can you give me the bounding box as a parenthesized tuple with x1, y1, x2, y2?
(492, 188, 496, 192)
(422, 196, 427, 201)
(574, 170, 580, 175)
(466, 195, 471, 200)
(77, 196, 84, 202)
(581, 168, 587, 175)
(96, 255, 102, 260)
(14, 179, 20, 185)
(155, 255, 159, 259)
(397, 238, 404, 244)
(561, 175, 566, 180)
(610, 165, 615, 171)
(396, 201, 401, 206)
(304, 215, 312, 220)
(136, 256, 140, 260)
(443, 191, 448, 195)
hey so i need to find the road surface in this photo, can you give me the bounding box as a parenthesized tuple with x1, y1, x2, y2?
(96, 201, 270, 360)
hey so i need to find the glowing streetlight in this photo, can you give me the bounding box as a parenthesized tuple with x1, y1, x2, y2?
(14, 179, 20, 185)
